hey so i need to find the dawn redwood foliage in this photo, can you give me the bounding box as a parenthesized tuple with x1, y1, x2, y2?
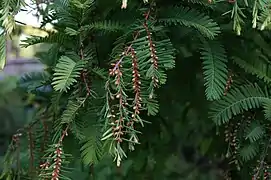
(1, 0, 271, 179)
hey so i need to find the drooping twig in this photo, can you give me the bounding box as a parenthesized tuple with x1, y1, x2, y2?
(252, 138, 271, 179)
(79, 37, 92, 96)
(28, 127, 35, 174)
(112, 10, 151, 71)
(111, 31, 141, 72)
(51, 125, 69, 180)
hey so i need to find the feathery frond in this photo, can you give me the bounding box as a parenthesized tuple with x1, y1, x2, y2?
(20, 33, 69, 48)
(240, 143, 259, 162)
(81, 20, 125, 33)
(158, 6, 220, 39)
(245, 122, 265, 143)
(61, 98, 87, 124)
(210, 84, 268, 125)
(52, 56, 86, 92)
(233, 56, 271, 85)
(18, 72, 50, 92)
(80, 127, 103, 166)
(200, 39, 228, 101)
(0, 34, 6, 69)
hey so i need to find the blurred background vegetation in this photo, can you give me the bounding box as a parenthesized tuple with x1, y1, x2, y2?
(0, 5, 47, 168)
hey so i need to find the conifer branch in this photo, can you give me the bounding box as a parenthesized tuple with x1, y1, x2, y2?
(4, 0, 264, 178)
(79, 35, 92, 96)
(51, 141, 66, 179)
(143, 21, 159, 91)
(111, 30, 141, 71)
(40, 126, 70, 180)
(12, 133, 22, 179)
(252, 138, 271, 180)
(40, 118, 48, 161)
(102, 9, 160, 166)
(130, 47, 142, 124)
(27, 127, 35, 174)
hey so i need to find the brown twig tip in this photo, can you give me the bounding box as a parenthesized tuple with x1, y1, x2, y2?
(144, 10, 151, 20)
(11, 133, 22, 149)
(59, 126, 69, 143)
(40, 160, 50, 169)
(79, 41, 92, 97)
(110, 54, 124, 77)
(82, 71, 91, 95)
(224, 72, 233, 96)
